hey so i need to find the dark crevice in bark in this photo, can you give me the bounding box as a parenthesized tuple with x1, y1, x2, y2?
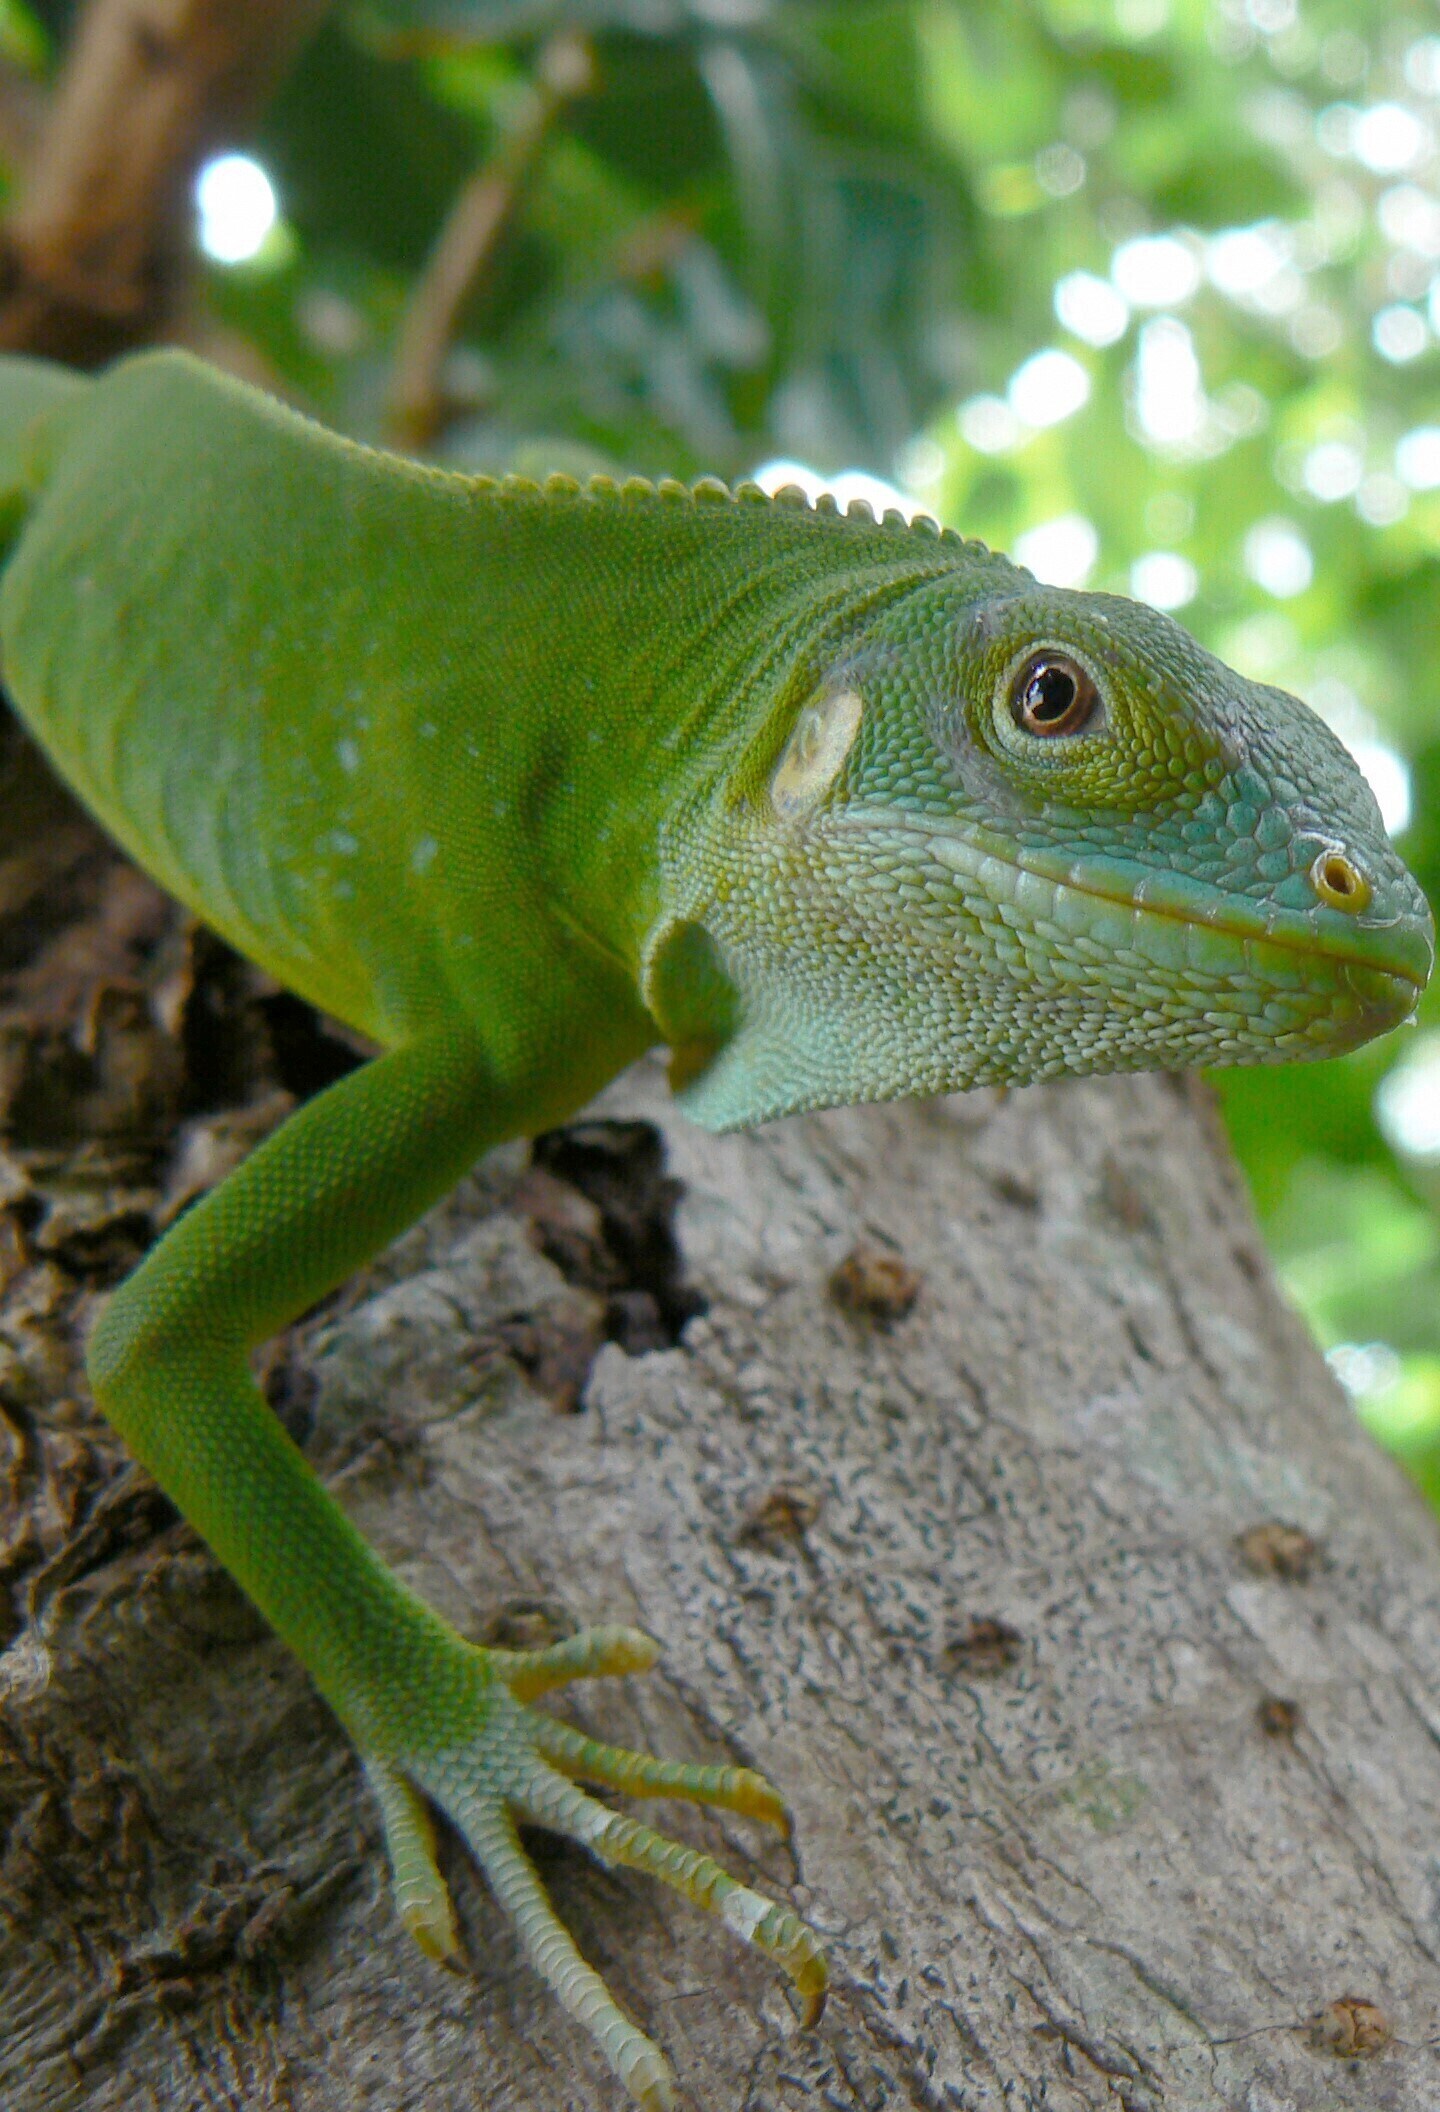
(529, 1118, 706, 1355)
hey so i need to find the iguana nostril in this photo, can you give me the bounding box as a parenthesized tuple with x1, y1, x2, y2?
(1310, 848, 1371, 913)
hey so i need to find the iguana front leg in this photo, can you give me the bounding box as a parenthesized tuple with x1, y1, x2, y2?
(87, 1031, 824, 2109)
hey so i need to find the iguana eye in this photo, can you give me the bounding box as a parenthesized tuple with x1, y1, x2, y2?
(1010, 652, 1099, 738)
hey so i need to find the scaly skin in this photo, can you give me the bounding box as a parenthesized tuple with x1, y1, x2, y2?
(0, 349, 1429, 2108)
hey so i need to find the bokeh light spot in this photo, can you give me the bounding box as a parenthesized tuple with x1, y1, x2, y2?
(1053, 270, 1129, 346)
(1111, 233, 1201, 307)
(1372, 303, 1429, 362)
(1007, 348, 1091, 427)
(1302, 440, 1364, 501)
(1129, 551, 1198, 608)
(1244, 518, 1313, 597)
(195, 153, 278, 265)
(1352, 101, 1429, 173)
(1348, 739, 1413, 836)
(1014, 514, 1099, 587)
(1134, 317, 1205, 445)
(1377, 1034, 1440, 1159)
(750, 459, 924, 519)
(1396, 425, 1440, 487)
(957, 395, 1023, 454)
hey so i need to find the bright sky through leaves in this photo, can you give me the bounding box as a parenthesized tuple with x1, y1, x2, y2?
(1054, 271, 1129, 346)
(1377, 1034, 1440, 1158)
(1013, 513, 1099, 587)
(195, 154, 278, 265)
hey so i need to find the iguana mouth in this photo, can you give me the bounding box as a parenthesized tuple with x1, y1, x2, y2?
(1340, 966, 1425, 1041)
(879, 815, 1434, 998)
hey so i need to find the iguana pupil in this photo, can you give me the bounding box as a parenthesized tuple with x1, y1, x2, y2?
(1013, 651, 1097, 737)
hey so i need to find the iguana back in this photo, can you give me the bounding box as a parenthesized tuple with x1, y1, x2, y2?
(0, 351, 992, 1050)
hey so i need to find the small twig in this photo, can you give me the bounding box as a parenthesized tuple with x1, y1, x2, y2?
(386, 30, 594, 454)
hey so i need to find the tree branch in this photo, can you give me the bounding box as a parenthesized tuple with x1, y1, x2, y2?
(0, 0, 331, 365)
(0, 56, 45, 176)
(6, 1059, 1440, 2106)
(387, 30, 593, 452)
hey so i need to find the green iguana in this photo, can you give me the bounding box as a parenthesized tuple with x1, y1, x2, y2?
(0, 348, 1430, 2109)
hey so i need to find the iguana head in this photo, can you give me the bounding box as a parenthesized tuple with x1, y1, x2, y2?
(650, 556, 1433, 1129)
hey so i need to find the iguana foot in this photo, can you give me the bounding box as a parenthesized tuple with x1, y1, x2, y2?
(362, 1622, 826, 2111)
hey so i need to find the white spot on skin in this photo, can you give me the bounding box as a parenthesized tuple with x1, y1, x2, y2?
(720, 1886, 774, 1945)
(772, 688, 864, 816)
(330, 830, 359, 856)
(337, 738, 360, 774)
(411, 835, 438, 875)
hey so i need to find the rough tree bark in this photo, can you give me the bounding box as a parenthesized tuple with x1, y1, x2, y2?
(2, 1043, 1439, 2111)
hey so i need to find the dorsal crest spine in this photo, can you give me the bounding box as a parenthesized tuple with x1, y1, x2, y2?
(474, 460, 985, 556)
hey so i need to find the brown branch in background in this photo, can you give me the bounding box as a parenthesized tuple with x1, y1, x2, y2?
(0, 2, 334, 1095)
(387, 31, 594, 454)
(0, 0, 332, 367)
(0, 58, 45, 174)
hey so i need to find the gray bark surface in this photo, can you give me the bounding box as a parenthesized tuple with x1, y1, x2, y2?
(3, 1055, 1440, 2111)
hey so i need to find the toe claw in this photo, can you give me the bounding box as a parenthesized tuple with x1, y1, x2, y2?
(720, 1886, 829, 2018)
(532, 1715, 790, 1834)
(503, 1623, 661, 1701)
(614, 2036, 678, 2112)
(517, 1774, 829, 2031)
(402, 1895, 463, 1966)
(366, 1756, 461, 1964)
(467, 1797, 676, 2109)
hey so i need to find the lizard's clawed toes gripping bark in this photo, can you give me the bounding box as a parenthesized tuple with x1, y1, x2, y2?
(364, 1622, 827, 2110)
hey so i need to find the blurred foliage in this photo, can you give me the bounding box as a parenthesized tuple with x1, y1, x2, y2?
(16, 0, 1440, 1489)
